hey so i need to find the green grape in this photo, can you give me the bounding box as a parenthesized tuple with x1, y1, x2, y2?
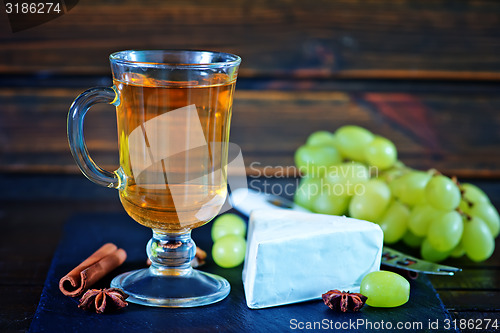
(325, 162, 370, 196)
(408, 204, 440, 237)
(402, 230, 424, 248)
(294, 145, 341, 176)
(312, 190, 350, 216)
(316, 163, 368, 213)
(339, 162, 371, 185)
(360, 270, 410, 307)
(334, 125, 374, 162)
(212, 235, 247, 268)
(425, 175, 461, 211)
(344, 162, 371, 184)
(379, 163, 408, 185)
(461, 183, 490, 205)
(378, 200, 410, 244)
(392, 160, 407, 169)
(323, 166, 346, 186)
(420, 238, 450, 263)
(427, 211, 463, 252)
(348, 179, 391, 222)
(470, 202, 500, 237)
(294, 177, 322, 210)
(306, 131, 337, 148)
(364, 136, 397, 170)
(388, 176, 403, 199)
(459, 199, 472, 214)
(211, 213, 247, 242)
(462, 216, 495, 262)
(450, 243, 465, 258)
(392, 171, 432, 206)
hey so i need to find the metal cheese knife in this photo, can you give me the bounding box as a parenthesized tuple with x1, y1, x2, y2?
(230, 188, 461, 276)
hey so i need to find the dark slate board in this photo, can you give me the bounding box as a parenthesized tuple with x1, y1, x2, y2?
(30, 213, 458, 333)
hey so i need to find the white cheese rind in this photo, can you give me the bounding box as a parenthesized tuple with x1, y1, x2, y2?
(242, 209, 383, 309)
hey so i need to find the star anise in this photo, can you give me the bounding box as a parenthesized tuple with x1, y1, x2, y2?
(78, 288, 129, 313)
(322, 290, 367, 312)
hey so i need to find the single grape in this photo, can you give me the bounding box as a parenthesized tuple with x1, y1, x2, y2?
(324, 162, 370, 196)
(211, 213, 247, 242)
(459, 199, 472, 214)
(364, 136, 397, 170)
(420, 238, 450, 263)
(360, 270, 410, 307)
(344, 162, 371, 184)
(294, 177, 322, 210)
(306, 131, 337, 148)
(392, 171, 432, 206)
(449, 243, 465, 258)
(334, 125, 374, 162)
(388, 177, 403, 199)
(379, 163, 408, 185)
(393, 160, 407, 168)
(470, 202, 500, 237)
(378, 200, 410, 244)
(461, 183, 490, 205)
(339, 162, 371, 185)
(408, 204, 440, 237)
(425, 175, 460, 211)
(427, 211, 463, 252)
(348, 179, 391, 222)
(323, 166, 347, 186)
(295, 145, 342, 177)
(402, 230, 424, 248)
(462, 216, 495, 262)
(312, 190, 350, 216)
(212, 235, 247, 268)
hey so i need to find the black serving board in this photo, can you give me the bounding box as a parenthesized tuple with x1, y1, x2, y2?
(30, 212, 458, 333)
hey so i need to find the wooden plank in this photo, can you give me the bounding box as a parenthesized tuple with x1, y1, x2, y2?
(0, 199, 124, 287)
(1, 0, 500, 80)
(429, 269, 500, 291)
(0, 202, 64, 285)
(0, 285, 43, 332)
(439, 291, 500, 311)
(1, 87, 500, 178)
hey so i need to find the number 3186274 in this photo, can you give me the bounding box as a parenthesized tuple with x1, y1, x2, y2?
(444, 318, 499, 330)
(5, 2, 61, 14)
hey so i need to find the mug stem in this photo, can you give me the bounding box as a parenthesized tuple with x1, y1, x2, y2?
(147, 230, 196, 276)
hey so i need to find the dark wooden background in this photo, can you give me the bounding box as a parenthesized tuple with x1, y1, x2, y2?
(1, 0, 499, 332)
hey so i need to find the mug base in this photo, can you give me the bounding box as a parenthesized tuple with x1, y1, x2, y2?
(110, 268, 230, 308)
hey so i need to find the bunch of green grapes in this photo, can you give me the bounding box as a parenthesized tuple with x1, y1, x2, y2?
(294, 126, 499, 263)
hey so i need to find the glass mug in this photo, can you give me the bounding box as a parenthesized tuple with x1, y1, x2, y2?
(68, 50, 241, 307)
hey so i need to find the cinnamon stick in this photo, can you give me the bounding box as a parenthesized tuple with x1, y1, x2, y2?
(59, 243, 127, 297)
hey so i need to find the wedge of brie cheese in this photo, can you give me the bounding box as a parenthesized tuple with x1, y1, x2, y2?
(242, 209, 383, 309)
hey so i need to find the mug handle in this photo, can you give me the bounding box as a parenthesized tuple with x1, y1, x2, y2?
(67, 86, 123, 189)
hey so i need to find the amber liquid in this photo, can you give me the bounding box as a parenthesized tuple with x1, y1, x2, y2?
(115, 75, 235, 232)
